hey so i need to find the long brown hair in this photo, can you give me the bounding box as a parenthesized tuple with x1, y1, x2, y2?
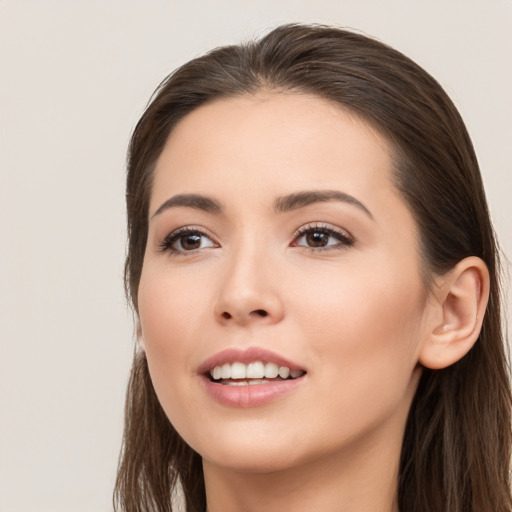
(114, 24, 511, 512)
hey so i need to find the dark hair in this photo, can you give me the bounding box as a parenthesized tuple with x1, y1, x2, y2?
(114, 23, 511, 512)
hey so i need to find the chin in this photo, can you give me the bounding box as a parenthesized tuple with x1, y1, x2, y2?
(183, 422, 309, 474)
(201, 443, 306, 474)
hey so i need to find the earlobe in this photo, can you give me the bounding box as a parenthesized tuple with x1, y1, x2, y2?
(419, 257, 490, 370)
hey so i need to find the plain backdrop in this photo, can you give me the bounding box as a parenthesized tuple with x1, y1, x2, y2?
(0, 1, 511, 511)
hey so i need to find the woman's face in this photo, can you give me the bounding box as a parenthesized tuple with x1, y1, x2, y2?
(138, 92, 432, 473)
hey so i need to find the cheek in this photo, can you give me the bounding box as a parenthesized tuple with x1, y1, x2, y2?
(137, 265, 210, 407)
(139, 262, 208, 345)
(292, 275, 424, 443)
(294, 261, 425, 391)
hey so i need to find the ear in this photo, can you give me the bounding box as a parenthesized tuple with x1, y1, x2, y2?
(419, 256, 490, 370)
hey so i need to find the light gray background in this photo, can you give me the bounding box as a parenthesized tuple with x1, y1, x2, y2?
(0, 1, 510, 511)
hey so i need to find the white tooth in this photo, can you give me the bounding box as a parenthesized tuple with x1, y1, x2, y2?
(264, 362, 279, 378)
(248, 379, 270, 385)
(225, 380, 247, 386)
(290, 370, 303, 379)
(247, 361, 265, 379)
(231, 362, 246, 379)
(278, 366, 290, 379)
(213, 366, 222, 380)
(221, 363, 231, 379)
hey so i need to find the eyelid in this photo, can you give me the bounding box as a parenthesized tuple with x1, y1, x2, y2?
(159, 225, 219, 255)
(158, 222, 354, 255)
(291, 222, 354, 249)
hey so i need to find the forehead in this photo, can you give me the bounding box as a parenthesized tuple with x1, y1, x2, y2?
(151, 92, 397, 209)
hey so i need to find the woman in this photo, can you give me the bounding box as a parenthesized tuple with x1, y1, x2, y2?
(114, 24, 511, 512)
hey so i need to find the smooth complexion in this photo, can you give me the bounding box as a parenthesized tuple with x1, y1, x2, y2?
(137, 92, 483, 512)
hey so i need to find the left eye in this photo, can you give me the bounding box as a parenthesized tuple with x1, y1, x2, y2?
(293, 226, 353, 249)
(173, 233, 215, 251)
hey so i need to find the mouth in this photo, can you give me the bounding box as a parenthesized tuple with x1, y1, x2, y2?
(207, 361, 307, 386)
(199, 348, 306, 406)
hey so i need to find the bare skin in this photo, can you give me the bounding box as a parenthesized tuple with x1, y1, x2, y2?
(138, 92, 488, 512)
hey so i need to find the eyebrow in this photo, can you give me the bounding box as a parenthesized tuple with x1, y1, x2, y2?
(152, 194, 222, 217)
(152, 190, 373, 220)
(273, 190, 374, 219)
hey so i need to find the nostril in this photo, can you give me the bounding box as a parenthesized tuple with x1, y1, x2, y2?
(220, 309, 268, 320)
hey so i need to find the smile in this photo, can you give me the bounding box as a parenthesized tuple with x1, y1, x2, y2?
(199, 347, 307, 406)
(209, 361, 306, 385)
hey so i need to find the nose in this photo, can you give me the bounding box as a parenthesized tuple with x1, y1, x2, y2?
(213, 244, 285, 326)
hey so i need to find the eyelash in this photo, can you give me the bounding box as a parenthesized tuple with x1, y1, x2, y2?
(292, 223, 354, 251)
(159, 226, 216, 254)
(159, 223, 354, 255)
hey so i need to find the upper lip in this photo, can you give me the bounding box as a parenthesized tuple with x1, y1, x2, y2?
(197, 346, 305, 375)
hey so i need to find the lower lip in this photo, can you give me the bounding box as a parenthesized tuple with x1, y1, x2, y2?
(201, 375, 304, 407)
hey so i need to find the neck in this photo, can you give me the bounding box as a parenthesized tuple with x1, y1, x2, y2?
(203, 423, 402, 512)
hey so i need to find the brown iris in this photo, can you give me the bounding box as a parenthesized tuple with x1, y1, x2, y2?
(180, 234, 202, 250)
(305, 231, 330, 247)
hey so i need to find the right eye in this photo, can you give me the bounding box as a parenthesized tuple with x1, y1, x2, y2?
(160, 227, 217, 254)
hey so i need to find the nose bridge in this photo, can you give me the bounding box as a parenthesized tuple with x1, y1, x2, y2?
(214, 231, 284, 325)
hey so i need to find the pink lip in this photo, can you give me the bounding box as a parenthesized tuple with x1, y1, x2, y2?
(197, 347, 307, 408)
